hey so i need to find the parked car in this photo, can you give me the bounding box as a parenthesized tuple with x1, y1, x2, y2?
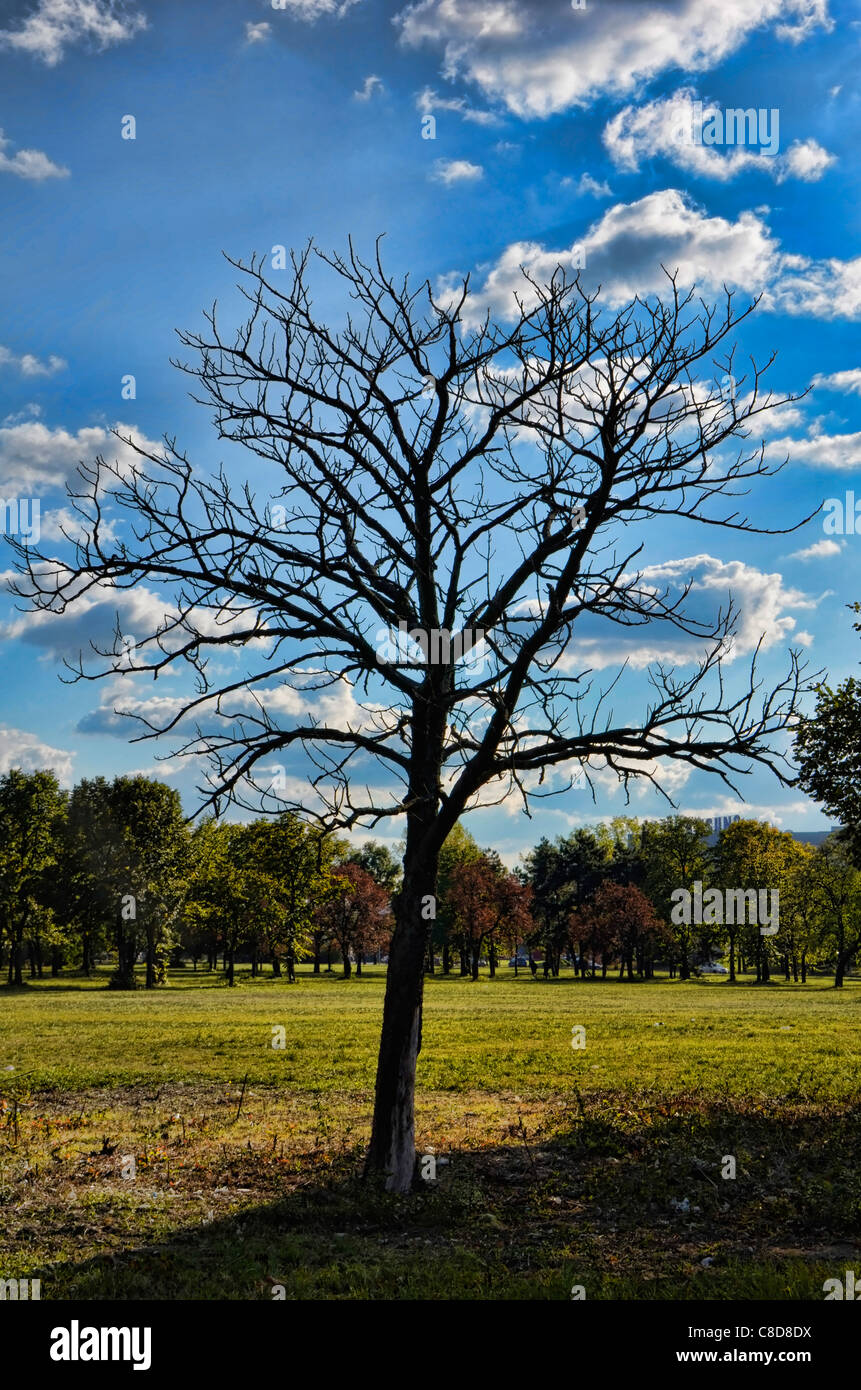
(508, 955, 530, 968)
(701, 962, 729, 974)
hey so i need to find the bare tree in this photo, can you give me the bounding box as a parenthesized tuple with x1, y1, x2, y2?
(10, 241, 815, 1190)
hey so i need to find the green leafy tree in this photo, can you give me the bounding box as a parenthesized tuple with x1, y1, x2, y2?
(793, 605, 861, 858)
(435, 823, 482, 975)
(775, 839, 819, 982)
(813, 836, 861, 987)
(711, 819, 795, 983)
(0, 770, 66, 986)
(643, 816, 712, 979)
(246, 815, 337, 979)
(102, 777, 189, 989)
(56, 777, 119, 975)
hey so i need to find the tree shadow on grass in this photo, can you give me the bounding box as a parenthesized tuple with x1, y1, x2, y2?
(24, 1094, 861, 1301)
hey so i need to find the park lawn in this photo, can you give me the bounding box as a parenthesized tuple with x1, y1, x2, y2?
(1, 967, 859, 1299)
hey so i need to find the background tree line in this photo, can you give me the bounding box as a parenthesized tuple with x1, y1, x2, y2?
(1, 768, 858, 989)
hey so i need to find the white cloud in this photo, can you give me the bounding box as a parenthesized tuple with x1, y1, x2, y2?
(354, 74, 383, 100)
(272, 0, 361, 19)
(0, 129, 68, 180)
(0, 0, 147, 66)
(636, 554, 816, 657)
(2, 404, 43, 427)
(416, 85, 498, 124)
(811, 367, 861, 395)
(780, 138, 836, 181)
(396, 0, 832, 119)
(244, 21, 271, 43)
(765, 255, 861, 319)
(0, 726, 74, 782)
(451, 190, 778, 322)
(789, 537, 843, 559)
(572, 172, 612, 197)
(0, 346, 66, 376)
(36, 505, 119, 545)
(0, 420, 163, 496)
(603, 89, 835, 183)
(431, 157, 483, 184)
(542, 555, 817, 678)
(766, 430, 861, 471)
(447, 190, 861, 325)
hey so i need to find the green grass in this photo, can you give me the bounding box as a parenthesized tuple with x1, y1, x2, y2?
(1, 967, 859, 1299)
(1, 965, 858, 1099)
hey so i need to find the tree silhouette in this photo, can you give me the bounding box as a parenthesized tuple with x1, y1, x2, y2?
(11, 240, 814, 1189)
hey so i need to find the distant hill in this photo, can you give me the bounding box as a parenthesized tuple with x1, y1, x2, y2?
(704, 825, 842, 848)
(785, 829, 841, 846)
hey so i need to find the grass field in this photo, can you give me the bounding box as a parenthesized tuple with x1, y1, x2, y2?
(1, 967, 860, 1299)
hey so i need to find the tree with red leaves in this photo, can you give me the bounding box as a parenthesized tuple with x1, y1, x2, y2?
(448, 851, 533, 979)
(317, 862, 392, 977)
(576, 881, 667, 980)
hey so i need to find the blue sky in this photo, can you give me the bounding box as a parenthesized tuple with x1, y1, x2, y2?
(0, 0, 859, 863)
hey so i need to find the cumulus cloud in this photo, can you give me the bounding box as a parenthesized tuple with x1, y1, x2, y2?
(789, 537, 843, 559)
(765, 430, 861, 470)
(603, 89, 835, 183)
(445, 190, 861, 325)
(811, 367, 861, 395)
(0, 726, 74, 782)
(244, 21, 271, 43)
(354, 74, 383, 100)
(431, 157, 483, 184)
(765, 255, 861, 319)
(396, 0, 832, 118)
(0, 346, 66, 375)
(0, 419, 163, 496)
(0, 0, 147, 66)
(77, 671, 384, 747)
(416, 85, 499, 124)
(553, 554, 816, 675)
(0, 129, 68, 179)
(271, 0, 361, 19)
(571, 172, 612, 197)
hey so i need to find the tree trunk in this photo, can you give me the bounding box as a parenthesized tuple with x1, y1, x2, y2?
(365, 835, 438, 1194)
(728, 932, 736, 983)
(442, 942, 451, 975)
(146, 928, 156, 989)
(801, 950, 807, 983)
